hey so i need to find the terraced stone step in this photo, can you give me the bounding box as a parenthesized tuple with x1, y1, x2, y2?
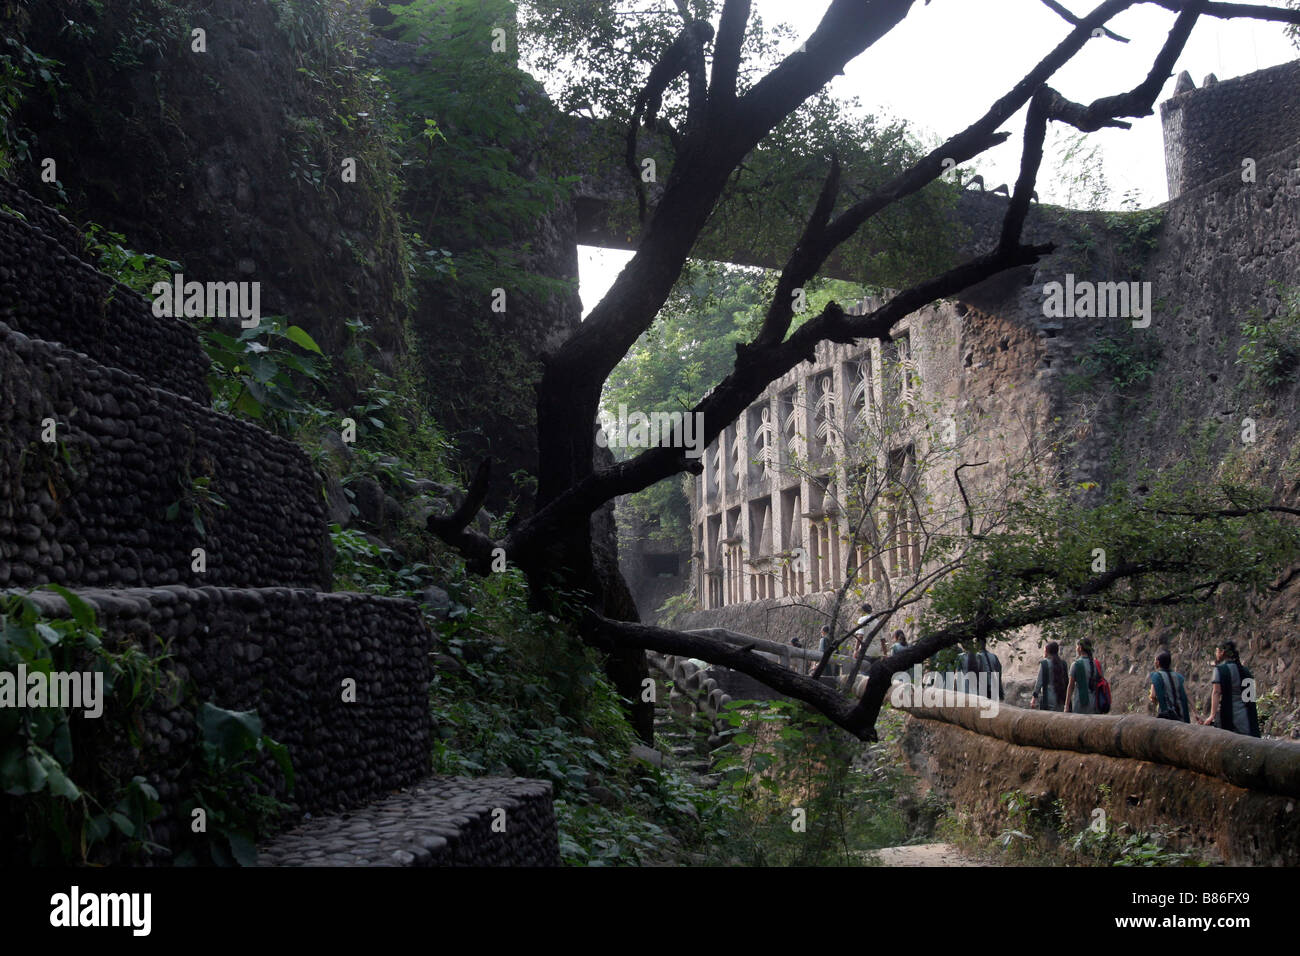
(0, 188, 208, 404)
(258, 776, 559, 866)
(0, 321, 330, 590)
(15, 585, 432, 852)
(0, 179, 86, 255)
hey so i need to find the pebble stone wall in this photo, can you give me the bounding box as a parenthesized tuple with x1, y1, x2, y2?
(259, 777, 559, 866)
(0, 320, 332, 591)
(0, 189, 209, 404)
(15, 586, 433, 852)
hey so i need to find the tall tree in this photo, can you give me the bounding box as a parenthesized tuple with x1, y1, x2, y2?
(430, 0, 1300, 740)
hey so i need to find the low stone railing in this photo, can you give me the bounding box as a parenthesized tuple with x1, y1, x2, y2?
(894, 684, 1300, 864)
(893, 683, 1300, 798)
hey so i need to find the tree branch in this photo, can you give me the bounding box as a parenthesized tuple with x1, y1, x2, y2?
(426, 459, 497, 571)
(1147, 0, 1300, 24)
(709, 0, 752, 104)
(1041, 0, 1131, 41)
(583, 611, 866, 734)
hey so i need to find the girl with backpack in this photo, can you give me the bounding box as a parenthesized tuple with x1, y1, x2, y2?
(1065, 638, 1110, 714)
(1201, 640, 1260, 737)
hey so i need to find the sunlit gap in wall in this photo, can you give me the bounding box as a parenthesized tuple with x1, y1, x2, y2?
(578, 245, 634, 319)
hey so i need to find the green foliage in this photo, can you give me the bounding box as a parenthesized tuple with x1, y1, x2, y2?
(333, 318, 459, 478)
(606, 264, 870, 552)
(175, 704, 294, 867)
(422, 568, 731, 864)
(1061, 193, 1164, 281)
(922, 462, 1300, 659)
(994, 788, 1208, 867)
(268, 0, 406, 201)
(1065, 331, 1161, 395)
(1, 0, 188, 179)
(196, 316, 326, 431)
(0, 587, 167, 864)
(386, 0, 576, 302)
(0, 589, 292, 866)
(706, 701, 917, 865)
(1237, 286, 1300, 391)
(1103, 194, 1164, 268)
(82, 223, 345, 439)
(1043, 128, 1111, 210)
(165, 473, 228, 539)
(330, 523, 437, 596)
(0, 33, 64, 180)
(655, 591, 698, 629)
(1068, 821, 1205, 867)
(522, 1, 958, 286)
(83, 221, 181, 297)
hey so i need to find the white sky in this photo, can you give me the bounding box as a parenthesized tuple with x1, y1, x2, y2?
(572, 0, 1298, 314)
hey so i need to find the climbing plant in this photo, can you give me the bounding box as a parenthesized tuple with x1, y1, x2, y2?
(0, 588, 293, 866)
(1238, 285, 1300, 391)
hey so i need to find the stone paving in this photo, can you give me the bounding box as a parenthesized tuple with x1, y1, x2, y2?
(258, 776, 559, 867)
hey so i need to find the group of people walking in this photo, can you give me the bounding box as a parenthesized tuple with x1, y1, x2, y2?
(1029, 638, 1260, 736)
(803, 606, 1263, 738)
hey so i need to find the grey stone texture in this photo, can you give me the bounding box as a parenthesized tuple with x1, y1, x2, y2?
(674, 63, 1300, 716)
(14, 585, 433, 850)
(1161, 59, 1300, 199)
(901, 702, 1300, 865)
(0, 320, 332, 591)
(8, 0, 409, 362)
(259, 776, 559, 866)
(0, 184, 209, 404)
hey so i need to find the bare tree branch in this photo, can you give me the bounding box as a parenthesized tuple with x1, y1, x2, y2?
(954, 460, 989, 537)
(583, 611, 865, 733)
(1147, 0, 1300, 24)
(426, 460, 496, 570)
(1040, 0, 1132, 41)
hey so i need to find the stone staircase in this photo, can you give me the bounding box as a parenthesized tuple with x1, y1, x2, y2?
(0, 179, 558, 865)
(649, 661, 729, 787)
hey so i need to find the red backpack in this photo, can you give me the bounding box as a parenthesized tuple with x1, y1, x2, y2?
(1090, 657, 1112, 714)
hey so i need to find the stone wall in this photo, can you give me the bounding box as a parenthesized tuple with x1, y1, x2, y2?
(0, 177, 88, 257)
(12, 585, 433, 855)
(260, 777, 560, 867)
(0, 320, 332, 591)
(1052, 134, 1300, 716)
(7, 0, 409, 360)
(676, 594, 834, 648)
(900, 698, 1300, 865)
(0, 199, 209, 405)
(642, 66, 1300, 717)
(1161, 61, 1300, 199)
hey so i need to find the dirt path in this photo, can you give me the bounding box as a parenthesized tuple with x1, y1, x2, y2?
(868, 843, 984, 866)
